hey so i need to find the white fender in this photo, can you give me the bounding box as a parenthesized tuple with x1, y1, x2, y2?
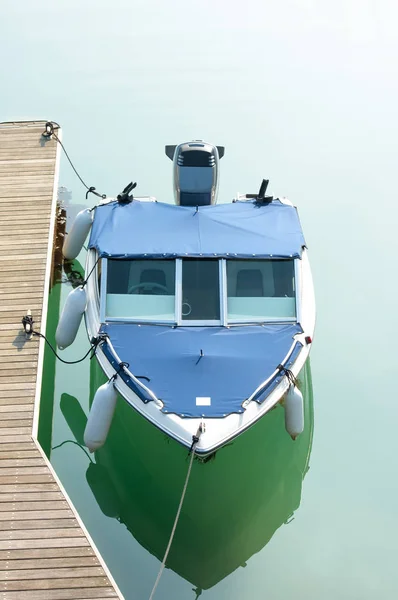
(55, 286, 87, 350)
(63, 208, 93, 260)
(84, 380, 118, 452)
(284, 385, 304, 440)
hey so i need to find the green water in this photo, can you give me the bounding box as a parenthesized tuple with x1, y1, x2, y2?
(3, 1, 398, 597)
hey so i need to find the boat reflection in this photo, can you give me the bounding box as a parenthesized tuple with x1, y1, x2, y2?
(60, 361, 314, 592)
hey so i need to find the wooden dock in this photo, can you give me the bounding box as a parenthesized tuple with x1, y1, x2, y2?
(0, 122, 123, 599)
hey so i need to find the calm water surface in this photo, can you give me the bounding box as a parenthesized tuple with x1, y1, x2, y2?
(2, 1, 398, 598)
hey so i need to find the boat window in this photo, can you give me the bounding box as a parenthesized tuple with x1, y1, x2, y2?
(226, 260, 296, 321)
(106, 259, 175, 321)
(182, 259, 220, 321)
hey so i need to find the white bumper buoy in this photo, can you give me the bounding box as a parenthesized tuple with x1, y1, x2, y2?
(284, 385, 304, 440)
(63, 208, 93, 260)
(55, 286, 87, 350)
(84, 380, 118, 452)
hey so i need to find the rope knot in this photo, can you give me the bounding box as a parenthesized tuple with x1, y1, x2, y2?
(277, 364, 297, 387)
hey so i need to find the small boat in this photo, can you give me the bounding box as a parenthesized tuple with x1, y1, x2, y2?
(56, 141, 315, 455)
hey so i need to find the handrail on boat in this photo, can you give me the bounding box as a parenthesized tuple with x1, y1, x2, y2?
(243, 339, 302, 407)
(100, 335, 164, 408)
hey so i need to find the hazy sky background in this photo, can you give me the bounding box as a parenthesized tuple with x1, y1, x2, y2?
(2, 1, 398, 598)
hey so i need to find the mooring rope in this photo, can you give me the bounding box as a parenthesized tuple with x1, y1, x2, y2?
(277, 363, 297, 387)
(148, 425, 203, 600)
(21, 313, 105, 365)
(42, 121, 107, 199)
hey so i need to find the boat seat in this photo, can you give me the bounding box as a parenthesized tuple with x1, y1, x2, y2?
(236, 269, 264, 297)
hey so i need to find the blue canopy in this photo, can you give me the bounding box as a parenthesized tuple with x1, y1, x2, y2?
(89, 200, 306, 259)
(100, 322, 302, 418)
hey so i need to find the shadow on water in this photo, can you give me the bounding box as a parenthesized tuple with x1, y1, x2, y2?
(58, 357, 314, 593)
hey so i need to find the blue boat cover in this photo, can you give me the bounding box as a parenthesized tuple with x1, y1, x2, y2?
(89, 200, 306, 259)
(100, 323, 302, 417)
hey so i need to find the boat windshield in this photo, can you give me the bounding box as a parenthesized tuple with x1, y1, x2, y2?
(102, 258, 296, 324)
(105, 259, 176, 321)
(182, 259, 220, 321)
(226, 260, 296, 321)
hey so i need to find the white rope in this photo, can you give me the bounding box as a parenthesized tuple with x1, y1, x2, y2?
(148, 431, 201, 600)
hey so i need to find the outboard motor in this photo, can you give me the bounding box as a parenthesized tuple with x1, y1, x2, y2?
(165, 140, 224, 206)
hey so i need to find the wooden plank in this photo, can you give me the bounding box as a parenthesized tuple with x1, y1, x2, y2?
(0, 527, 82, 539)
(0, 237, 48, 246)
(0, 399, 35, 407)
(0, 149, 56, 157)
(0, 302, 43, 310)
(0, 491, 64, 501)
(0, 332, 31, 340)
(0, 199, 53, 210)
(0, 394, 35, 403)
(0, 483, 58, 492)
(0, 217, 50, 224)
(0, 566, 106, 581)
(0, 519, 77, 531)
(0, 374, 37, 384)
(0, 240, 50, 249)
(0, 404, 35, 412)
(0, 486, 63, 506)
(0, 419, 32, 428)
(0, 382, 36, 390)
(0, 412, 34, 422)
(0, 546, 95, 560)
(0, 458, 46, 468)
(0, 164, 55, 172)
(0, 361, 37, 369)
(0, 500, 68, 511)
(0, 414, 34, 423)
(0, 587, 117, 599)
(0, 441, 36, 451)
(0, 205, 52, 212)
(0, 343, 33, 356)
(0, 355, 39, 365)
(0, 204, 52, 213)
(0, 442, 36, 453)
(0, 219, 49, 227)
(0, 475, 57, 485)
(0, 158, 55, 165)
(0, 183, 52, 192)
(0, 176, 55, 184)
(0, 145, 53, 152)
(0, 286, 45, 294)
(0, 290, 44, 299)
(0, 135, 54, 143)
(0, 135, 48, 143)
(0, 556, 99, 570)
(0, 377, 37, 385)
(0, 427, 32, 436)
(0, 467, 51, 476)
(0, 449, 38, 459)
(0, 150, 52, 156)
(0, 576, 111, 591)
(0, 256, 47, 265)
(0, 272, 46, 282)
(0, 536, 88, 548)
(0, 262, 46, 277)
(0, 349, 39, 357)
